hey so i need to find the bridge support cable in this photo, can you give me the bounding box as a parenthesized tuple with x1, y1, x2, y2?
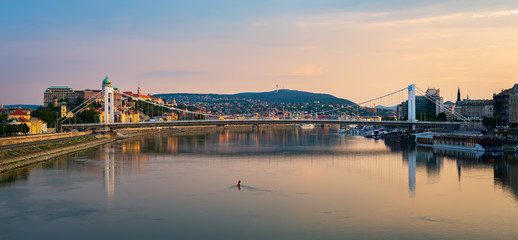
(415, 87, 470, 122)
(355, 86, 409, 106)
(58, 90, 105, 123)
(415, 87, 468, 121)
(118, 92, 221, 120)
(315, 86, 409, 116)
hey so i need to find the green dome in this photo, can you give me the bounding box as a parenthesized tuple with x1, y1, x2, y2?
(103, 76, 111, 84)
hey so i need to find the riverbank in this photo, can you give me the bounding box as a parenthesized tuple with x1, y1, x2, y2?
(0, 135, 116, 173)
(0, 124, 304, 174)
(0, 131, 91, 146)
(0, 126, 216, 174)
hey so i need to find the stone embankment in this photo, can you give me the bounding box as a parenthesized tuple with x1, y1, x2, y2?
(0, 135, 116, 173)
(0, 131, 91, 146)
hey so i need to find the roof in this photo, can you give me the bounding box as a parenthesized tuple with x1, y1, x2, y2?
(31, 117, 46, 123)
(103, 76, 111, 85)
(10, 110, 29, 115)
(45, 86, 74, 92)
(494, 88, 510, 97)
(123, 92, 151, 99)
(17, 117, 30, 122)
(457, 99, 493, 105)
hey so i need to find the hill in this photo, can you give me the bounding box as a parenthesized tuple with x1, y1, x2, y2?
(375, 105, 397, 111)
(3, 104, 41, 110)
(154, 89, 356, 105)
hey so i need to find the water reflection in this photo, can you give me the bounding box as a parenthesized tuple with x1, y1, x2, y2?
(104, 148, 115, 200)
(408, 150, 416, 197)
(1, 128, 518, 239)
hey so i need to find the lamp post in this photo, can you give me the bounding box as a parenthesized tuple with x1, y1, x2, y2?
(56, 112, 59, 133)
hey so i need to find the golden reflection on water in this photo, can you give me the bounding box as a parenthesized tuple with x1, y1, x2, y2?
(2, 127, 518, 239)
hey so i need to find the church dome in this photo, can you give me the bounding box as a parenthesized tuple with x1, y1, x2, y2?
(103, 76, 111, 85)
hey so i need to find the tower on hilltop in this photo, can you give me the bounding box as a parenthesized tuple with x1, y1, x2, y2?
(138, 82, 142, 95)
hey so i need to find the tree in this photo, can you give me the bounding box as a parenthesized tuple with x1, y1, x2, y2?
(74, 96, 85, 106)
(436, 112, 447, 121)
(382, 115, 395, 121)
(21, 124, 30, 134)
(76, 106, 99, 123)
(31, 106, 59, 127)
(482, 116, 502, 129)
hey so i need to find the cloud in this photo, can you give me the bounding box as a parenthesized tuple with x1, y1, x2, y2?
(142, 70, 205, 78)
(472, 9, 518, 18)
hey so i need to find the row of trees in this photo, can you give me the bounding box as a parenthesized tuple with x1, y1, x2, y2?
(0, 123, 30, 136)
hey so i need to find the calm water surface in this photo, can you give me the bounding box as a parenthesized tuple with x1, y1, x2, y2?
(1, 127, 518, 239)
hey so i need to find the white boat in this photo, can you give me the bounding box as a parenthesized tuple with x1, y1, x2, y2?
(433, 135, 486, 151)
(299, 124, 315, 129)
(415, 132, 434, 147)
(415, 132, 502, 152)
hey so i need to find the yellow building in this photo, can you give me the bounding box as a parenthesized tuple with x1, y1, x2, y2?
(8, 110, 30, 120)
(29, 117, 48, 134)
(60, 106, 73, 118)
(99, 110, 140, 123)
(121, 111, 140, 123)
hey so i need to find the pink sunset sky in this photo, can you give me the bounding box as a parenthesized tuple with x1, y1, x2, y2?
(1, 1, 517, 105)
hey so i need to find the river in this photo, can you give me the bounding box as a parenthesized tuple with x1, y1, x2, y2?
(1, 127, 518, 239)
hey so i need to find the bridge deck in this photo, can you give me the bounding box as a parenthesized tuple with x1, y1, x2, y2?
(62, 119, 460, 130)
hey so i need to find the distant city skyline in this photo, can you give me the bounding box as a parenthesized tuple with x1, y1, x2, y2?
(1, 0, 517, 105)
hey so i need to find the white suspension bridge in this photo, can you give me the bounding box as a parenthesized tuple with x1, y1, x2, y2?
(61, 84, 465, 132)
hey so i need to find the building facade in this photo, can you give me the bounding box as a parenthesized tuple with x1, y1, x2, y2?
(43, 77, 122, 109)
(43, 87, 76, 106)
(509, 84, 518, 125)
(494, 88, 510, 126)
(425, 88, 444, 115)
(397, 96, 437, 120)
(455, 99, 493, 121)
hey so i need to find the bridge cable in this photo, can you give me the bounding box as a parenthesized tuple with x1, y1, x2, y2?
(315, 86, 408, 115)
(118, 92, 222, 119)
(58, 90, 105, 123)
(414, 87, 470, 122)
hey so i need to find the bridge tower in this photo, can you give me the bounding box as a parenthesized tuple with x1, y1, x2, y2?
(104, 86, 115, 125)
(408, 84, 416, 122)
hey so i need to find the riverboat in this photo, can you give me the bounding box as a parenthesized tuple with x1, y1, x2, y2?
(433, 135, 502, 152)
(414, 132, 434, 147)
(415, 132, 503, 152)
(299, 124, 315, 129)
(384, 132, 416, 144)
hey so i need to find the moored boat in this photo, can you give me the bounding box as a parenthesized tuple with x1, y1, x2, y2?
(385, 131, 416, 144)
(415, 132, 503, 152)
(414, 132, 434, 147)
(433, 135, 502, 152)
(299, 124, 315, 129)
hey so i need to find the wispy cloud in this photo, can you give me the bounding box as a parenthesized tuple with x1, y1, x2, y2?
(472, 9, 518, 18)
(142, 70, 206, 78)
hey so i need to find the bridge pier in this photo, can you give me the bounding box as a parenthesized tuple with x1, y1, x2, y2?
(104, 86, 115, 132)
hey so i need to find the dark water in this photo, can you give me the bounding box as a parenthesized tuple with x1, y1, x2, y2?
(1, 127, 518, 239)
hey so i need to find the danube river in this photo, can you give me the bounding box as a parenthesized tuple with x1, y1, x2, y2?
(1, 127, 518, 239)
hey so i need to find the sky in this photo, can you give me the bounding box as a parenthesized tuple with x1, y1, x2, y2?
(1, 0, 518, 106)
